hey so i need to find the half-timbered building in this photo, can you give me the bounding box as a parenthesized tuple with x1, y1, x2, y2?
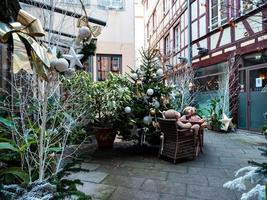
(143, 0, 267, 131)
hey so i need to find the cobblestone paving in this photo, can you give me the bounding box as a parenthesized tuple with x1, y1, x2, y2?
(72, 130, 266, 200)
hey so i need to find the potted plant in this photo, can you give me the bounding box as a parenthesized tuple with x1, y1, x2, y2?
(90, 73, 131, 149)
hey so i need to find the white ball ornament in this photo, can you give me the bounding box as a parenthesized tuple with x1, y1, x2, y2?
(152, 73, 157, 78)
(55, 58, 69, 72)
(146, 89, 154, 96)
(78, 26, 91, 40)
(131, 73, 138, 80)
(153, 100, 160, 108)
(124, 106, 131, 113)
(143, 116, 152, 125)
(156, 68, 164, 77)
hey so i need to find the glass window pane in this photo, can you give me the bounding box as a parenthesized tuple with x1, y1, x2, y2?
(195, 62, 227, 78)
(239, 70, 246, 92)
(243, 51, 267, 67)
(97, 55, 122, 81)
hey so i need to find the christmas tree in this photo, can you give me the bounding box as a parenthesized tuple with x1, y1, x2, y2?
(122, 48, 172, 145)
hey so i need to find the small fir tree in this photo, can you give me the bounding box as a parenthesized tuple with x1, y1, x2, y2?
(223, 147, 267, 200)
(123, 48, 172, 145)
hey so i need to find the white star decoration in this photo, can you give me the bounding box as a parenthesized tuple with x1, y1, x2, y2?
(47, 46, 57, 61)
(63, 47, 84, 69)
(220, 113, 232, 131)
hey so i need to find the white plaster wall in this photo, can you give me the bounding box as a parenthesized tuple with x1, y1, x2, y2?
(210, 31, 220, 50)
(220, 27, 231, 47)
(235, 22, 246, 41)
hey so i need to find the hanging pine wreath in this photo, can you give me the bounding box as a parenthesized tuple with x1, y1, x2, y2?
(80, 40, 97, 63)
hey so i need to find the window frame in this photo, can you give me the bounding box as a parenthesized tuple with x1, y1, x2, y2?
(164, 34, 170, 56)
(173, 24, 180, 53)
(163, 0, 170, 14)
(209, 0, 228, 31)
(240, 0, 262, 14)
(96, 54, 122, 81)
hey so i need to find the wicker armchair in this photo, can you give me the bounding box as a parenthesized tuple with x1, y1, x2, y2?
(158, 118, 196, 163)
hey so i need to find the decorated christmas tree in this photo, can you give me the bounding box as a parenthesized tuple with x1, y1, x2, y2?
(121, 48, 172, 145)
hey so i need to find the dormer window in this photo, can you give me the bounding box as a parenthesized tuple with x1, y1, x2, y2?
(98, 0, 125, 10)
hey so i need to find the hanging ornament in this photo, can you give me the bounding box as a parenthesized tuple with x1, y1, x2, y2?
(153, 100, 160, 108)
(55, 58, 69, 72)
(152, 73, 157, 78)
(143, 116, 152, 125)
(150, 109, 156, 115)
(78, 26, 91, 40)
(156, 68, 164, 77)
(146, 89, 154, 96)
(124, 106, 131, 113)
(73, 37, 82, 49)
(63, 47, 84, 69)
(131, 73, 138, 80)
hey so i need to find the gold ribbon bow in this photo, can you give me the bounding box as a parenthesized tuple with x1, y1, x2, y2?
(0, 9, 50, 78)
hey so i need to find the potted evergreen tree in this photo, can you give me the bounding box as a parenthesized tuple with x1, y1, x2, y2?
(90, 73, 131, 149)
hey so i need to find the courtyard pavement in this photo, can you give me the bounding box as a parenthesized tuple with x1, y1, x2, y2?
(68, 130, 267, 200)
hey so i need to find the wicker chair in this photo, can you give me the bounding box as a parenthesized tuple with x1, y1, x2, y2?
(158, 118, 196, 164)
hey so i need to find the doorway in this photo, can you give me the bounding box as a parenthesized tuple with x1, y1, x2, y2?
(238, 65, 267, 131)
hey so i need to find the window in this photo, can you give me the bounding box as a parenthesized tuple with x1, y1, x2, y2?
(241, 0, 264, 14)
(164, 34, 170, 55)
(97, 55, 122, 81)
(210, 0, 228, 30)
(98, 0, 125, 10)
(173, 24, 180, 52)
(61, 0, 90, 5)
(194, 62, 229, 116)
(163, 0, 170, 14)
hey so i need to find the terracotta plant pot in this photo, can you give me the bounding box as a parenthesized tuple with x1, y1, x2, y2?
(94, 127, 116, 149)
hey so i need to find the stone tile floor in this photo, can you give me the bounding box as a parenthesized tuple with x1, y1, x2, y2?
(71, 130, 266, 200)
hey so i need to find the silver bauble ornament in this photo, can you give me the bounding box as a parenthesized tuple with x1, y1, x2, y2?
(153, 100, 160, 108)
(55, 58, 69, 72)
(78, 26, 91, 40)
(124, 106, 131, 113)
(146, 89, 154, 96)
(143, 116, 152, 125)
(131, 73, 138, 80)
(156, 68, 164, 77)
